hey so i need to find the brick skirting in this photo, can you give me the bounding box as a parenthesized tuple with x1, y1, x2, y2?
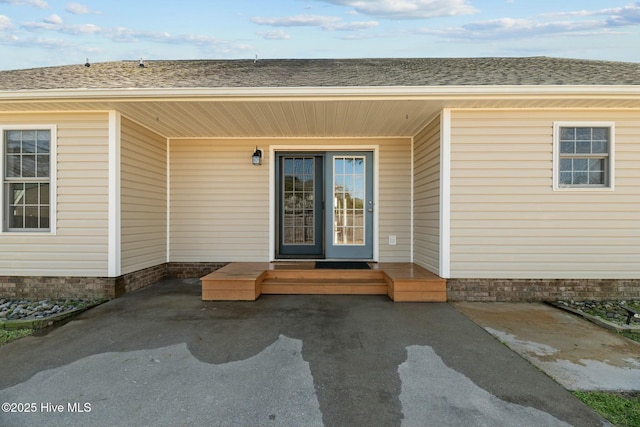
(0, 262, 228, 300)
(447, 278, 640, 302)
(167, 262, 228, 279)
(3, 266, 638, 302)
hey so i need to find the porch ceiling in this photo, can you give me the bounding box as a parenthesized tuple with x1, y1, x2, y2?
(1, 89, 640, 138)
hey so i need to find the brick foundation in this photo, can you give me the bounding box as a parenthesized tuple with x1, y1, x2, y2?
(167, 262, 228, 279)
(447, 278, 640, 302)
(0, 276, 115, 300)
(0, 262, 228, 300)
(5, 266, 637, 302)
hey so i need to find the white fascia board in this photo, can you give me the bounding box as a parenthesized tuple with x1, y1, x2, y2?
(2, 85, 640, 102)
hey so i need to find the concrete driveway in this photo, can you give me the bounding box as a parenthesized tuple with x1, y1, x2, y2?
(0, 278, 609, 427)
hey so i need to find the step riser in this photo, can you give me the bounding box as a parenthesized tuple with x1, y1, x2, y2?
(262, 285, 388, 295)
(265, 270, 383, 281)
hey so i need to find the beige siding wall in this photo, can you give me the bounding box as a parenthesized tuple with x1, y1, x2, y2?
(378, 138, 412, 261)
(413, 116, 440, 274)
(169, 138, 412, 262)
(449, 109, 640, 279)
(0, 112, 110, 276)
(120, 117, 167, 274)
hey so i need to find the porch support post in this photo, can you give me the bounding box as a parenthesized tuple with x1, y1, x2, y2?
(108, 111, 121, 277)
(439, 109, 451, 278)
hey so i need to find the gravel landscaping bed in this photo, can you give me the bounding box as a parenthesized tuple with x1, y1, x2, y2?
(0, 298, 103, 322)
(555, 300, 640, 327)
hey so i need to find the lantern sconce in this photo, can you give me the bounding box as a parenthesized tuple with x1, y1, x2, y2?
(252, 146, 263, 166)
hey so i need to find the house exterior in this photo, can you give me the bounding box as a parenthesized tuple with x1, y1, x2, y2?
(0, 57, 639, 301)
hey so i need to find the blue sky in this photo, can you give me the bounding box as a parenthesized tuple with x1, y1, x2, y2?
(1, 0, 639, 70)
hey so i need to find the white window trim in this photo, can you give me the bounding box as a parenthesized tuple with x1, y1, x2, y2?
(552, 121, 615, 192)
(0, 124, 57, 234)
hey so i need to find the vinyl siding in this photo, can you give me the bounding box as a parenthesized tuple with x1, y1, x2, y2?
(378, 138, 412, 262)
(0, 112, 110, 276)
(449, 109, 640, 279)
(120, 117, 167, 274)
(169, 138, 412, 262)
(413, 116, 440, 274)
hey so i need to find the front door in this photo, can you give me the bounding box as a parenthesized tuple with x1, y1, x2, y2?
(325, 152, 374, 259)
(276, 155, 324, 257)
(276, 151, 374, 259)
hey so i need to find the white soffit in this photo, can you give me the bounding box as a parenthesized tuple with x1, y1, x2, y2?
(1, 86, 639, 138)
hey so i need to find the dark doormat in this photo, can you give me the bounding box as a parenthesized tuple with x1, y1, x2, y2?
(315, 261, 371, 270)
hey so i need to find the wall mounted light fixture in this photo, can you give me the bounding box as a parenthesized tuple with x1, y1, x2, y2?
(252, 147, 262, 166)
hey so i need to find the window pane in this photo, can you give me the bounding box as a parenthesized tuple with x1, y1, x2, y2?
(22, 155, 36, 177)
(11, 183, 25, 204)
(560, 127, 575, 140)
(591, 141, 607, 153)
(283, 158, 293, 175)
(37, 154, 50, 177)
(576, 141, 591, 153)
(25, 206, 39, 228)
(6, 131, 21, 153)
(40, 183, 50, 204)
(576, 128, 591, 140)
(22, 131, 36, 153)
(9, 206, 24, 228)
(559, 172, 572, 185)
(589, 159, 604, 171)
(25, 183, 39, 204)
(592, 128, 609, 141)
(560, 159, 572, 172)
(573, 159, 588, 171)
(36, 131, 50, 153)
(589, 172, 604, 185)
(6, 154, 21, 177)
(560, 141, 575, 154)
(40, 207, 50, 229)
(574, 172, 588, 185)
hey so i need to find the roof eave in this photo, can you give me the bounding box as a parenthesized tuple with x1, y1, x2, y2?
(1, 85, 640, 102)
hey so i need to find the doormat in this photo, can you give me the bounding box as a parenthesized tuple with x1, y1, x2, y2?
(315, 261, 371, 270)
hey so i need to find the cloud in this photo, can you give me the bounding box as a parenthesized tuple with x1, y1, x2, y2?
(43, 14, 62, 24)
(416, 3, 640, 41)
(22, 17, 101, 34)
(257, 29, 290, 40)
(0, 0, 48, 8)
(317, 0, 477, 19)
(331, 20, 379, 30)
(252, 14, 378, 31)
(0, 14, 14, 30)
(461, 17, 604, 38)
(252, 15, 341, 28)
(66, 2, 101, 15)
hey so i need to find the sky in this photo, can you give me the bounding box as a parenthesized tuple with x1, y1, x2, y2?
(0, 0, 639, 71)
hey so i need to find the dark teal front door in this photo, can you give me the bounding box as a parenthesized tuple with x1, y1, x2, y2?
(276, 151, 374, 260)
(276, 155, 324, 257)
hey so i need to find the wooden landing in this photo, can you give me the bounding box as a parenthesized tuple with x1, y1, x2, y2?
(201, 262, 446, 302)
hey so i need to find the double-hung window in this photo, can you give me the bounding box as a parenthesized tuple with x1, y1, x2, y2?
(554, 122, 614, 190)
(2, 127, 54, 232)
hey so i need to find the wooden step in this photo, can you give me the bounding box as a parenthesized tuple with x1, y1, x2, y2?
(261, 278, 388, 295)
(264, 268, 384, 281)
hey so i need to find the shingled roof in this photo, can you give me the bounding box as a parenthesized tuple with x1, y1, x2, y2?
(1, 57, 639, 91)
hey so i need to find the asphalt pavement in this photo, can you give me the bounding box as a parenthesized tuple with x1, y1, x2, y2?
(0, 278, 614, 427)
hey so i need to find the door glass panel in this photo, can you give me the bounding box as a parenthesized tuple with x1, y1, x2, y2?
(283, 157, 315, 245)
(333, 156, 365, 246)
